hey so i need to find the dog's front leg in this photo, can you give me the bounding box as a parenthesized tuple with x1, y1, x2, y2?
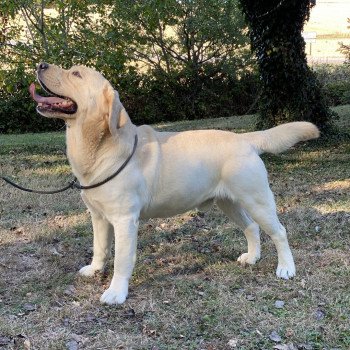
(100, 214, 139, 305)
(79, 212, 114, 277)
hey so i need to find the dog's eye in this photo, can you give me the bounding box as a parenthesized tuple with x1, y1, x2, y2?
(72, 71, 82, 78)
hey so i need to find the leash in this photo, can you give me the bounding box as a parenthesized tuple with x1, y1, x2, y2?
(1, 134, 138, 194)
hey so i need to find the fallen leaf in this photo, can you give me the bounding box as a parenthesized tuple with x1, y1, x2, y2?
(64, 285, 76, 296)
(49, 247, 63, 256)
(123, 308, 135, 318)
(24, 338, 31, 349)
(14, 227, 25, 235)
(285, 328, 294, 338)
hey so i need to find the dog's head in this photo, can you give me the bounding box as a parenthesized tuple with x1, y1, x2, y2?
(30, 62, 130, 138)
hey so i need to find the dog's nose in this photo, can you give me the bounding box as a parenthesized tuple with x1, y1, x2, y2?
(38, 62, 49, 71)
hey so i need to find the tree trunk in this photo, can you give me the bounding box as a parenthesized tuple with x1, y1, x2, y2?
(239, 0, 335, 134)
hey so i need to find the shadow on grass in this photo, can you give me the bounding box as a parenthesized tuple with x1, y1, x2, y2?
(1, 199, 349, 302)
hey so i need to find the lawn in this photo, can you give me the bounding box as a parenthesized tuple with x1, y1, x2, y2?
(0, 107, 349, 350)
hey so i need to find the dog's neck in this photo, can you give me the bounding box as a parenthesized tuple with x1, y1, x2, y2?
(65, 118, 135, 185)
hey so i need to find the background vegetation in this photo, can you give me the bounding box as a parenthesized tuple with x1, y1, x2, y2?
(0, 0, 259, 133)
(1, 0, 349, 134)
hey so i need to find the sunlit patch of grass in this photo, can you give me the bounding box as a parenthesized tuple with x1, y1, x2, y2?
(314, 179, 350, 192)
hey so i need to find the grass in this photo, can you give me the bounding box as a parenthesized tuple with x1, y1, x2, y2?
(0, 107, 349, 349)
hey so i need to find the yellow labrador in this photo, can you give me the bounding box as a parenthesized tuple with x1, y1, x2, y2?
(31, 62, 319, 305)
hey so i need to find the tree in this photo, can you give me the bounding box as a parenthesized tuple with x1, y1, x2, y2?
(239, 0, 335, 134)
(0, 0, 128, 132)
(105, 0, 253, 120)
(339, 18, 350, 63)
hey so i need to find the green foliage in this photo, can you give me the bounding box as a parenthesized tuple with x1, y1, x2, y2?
(118, 69, 259, 124)
(0, 65, 63, 133)
(339, 18, 350, 62)
(313, 64, 350, 106)
(239, 0, 335, 135)
(0, 0, 256, 133)
(108, 0, 247, 73)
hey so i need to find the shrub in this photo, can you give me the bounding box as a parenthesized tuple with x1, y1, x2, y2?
(0, 66, 259, 133)
(0, 0, 256, 133)
(313, 64, 350, 106)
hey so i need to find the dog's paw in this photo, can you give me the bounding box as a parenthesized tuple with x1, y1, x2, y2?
(276, 263, 296, 280)
(100, 279, 129, 305)
(237, 252, 260, 265)
(78, 265, 100, 277)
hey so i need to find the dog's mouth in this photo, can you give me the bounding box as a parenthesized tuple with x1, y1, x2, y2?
(29, 81, 78, 115)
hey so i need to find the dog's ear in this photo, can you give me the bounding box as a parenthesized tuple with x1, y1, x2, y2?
(104, 84, 131, 137)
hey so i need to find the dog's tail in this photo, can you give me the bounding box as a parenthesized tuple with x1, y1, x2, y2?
(242, 122, 320, 155)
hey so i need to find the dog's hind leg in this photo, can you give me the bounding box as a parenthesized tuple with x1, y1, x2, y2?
(217, 199, 261, 265)
(238, 190, 296, 280)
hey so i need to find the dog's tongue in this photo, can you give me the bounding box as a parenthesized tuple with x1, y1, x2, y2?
(29, 83, 66, 104)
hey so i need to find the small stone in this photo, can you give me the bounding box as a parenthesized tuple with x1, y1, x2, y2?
(246, 294, 255, 301)
(0, 337, 12, 346)
(275, 300, 285, 309)
(297, 344, 313, 350)
(315, 226, 321, 233)
(227, 338, 238, 348)
(314, 309, 325, 320)
(64, 285, 76, 296)
(256, 329, 263, 336)
(66, 339, 78, 350)
(274, 344, 297, 350)
(23, 303, 36, 312)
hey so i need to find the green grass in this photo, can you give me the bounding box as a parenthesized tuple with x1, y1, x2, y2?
(0, 106, 349, 349)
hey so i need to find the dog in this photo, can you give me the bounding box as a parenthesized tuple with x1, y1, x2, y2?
(30, 62, 319, 305)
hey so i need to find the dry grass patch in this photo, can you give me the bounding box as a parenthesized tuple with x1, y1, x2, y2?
(0, 107, 349, 349)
